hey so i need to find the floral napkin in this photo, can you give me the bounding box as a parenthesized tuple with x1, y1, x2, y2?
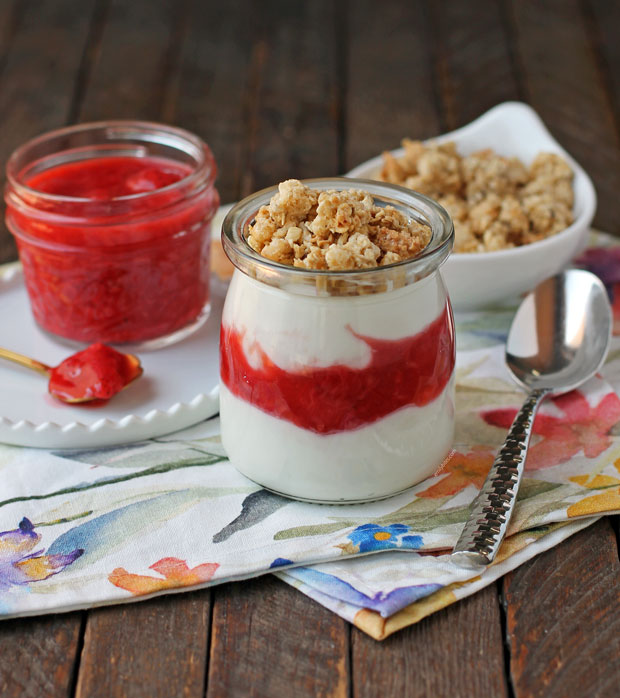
(1, 232, 619, 640)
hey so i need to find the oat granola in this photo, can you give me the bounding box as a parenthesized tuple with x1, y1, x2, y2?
(246, 180, 432, 270)
(380, 140, 574, 252)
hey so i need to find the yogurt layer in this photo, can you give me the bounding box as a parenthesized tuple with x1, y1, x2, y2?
(219, 270, 455, 501)
(220, 380, 455, 502)
(221, 271, 448, 371)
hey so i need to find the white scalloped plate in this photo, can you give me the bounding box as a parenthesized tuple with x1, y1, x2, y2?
(0, 264, 222, 448)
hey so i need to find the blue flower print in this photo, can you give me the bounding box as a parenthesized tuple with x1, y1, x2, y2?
(347, 523, 423, 553)
(269, 557, 293, 569)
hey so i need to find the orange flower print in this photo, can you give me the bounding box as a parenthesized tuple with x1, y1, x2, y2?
(109, 557, 219, 596)
(417, 449, 494, 498)
(567, 487, 620, 517)
(567, 461, 620, 517)
(482, 391, 620, 470)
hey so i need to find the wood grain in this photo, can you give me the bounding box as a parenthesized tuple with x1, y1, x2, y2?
(74, 592, 211, 698)
(207, 577, 349, 698)
(0, 612, 83, 698)
(0, 0, 20, 73)
(345, 0, 440, 169)
(352, 584, 508, 698)
(162, 0, 254, 203)
(503, 518, 620, 698)
(507, 0, 620, 234)
(0, 0, 98, 263)
(588, 0, 620, 132)
(239, 0, 340, 195)
(78, 0, 187, 121)
(428, 0, 521, 129)
(0, 0, 97, 155)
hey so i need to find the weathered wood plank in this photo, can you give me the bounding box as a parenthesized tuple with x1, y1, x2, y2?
(162, 0, 254, 203)
(0, 0, 99, 263)
(0, 0, 96, 156)
(74, 592, 211, 698)
(345, 0, 440, 169)
(503, 518, 620, 698)
(0, 612, 83, 698)
(0, 0, 21, 73)
(239, 0, 340, 195)
(429, 0, 521, 129)
(78, 0, 187, 122)
(507, 0, 620, 234)
(352, 585, 509, 698)
(208, 577, 349, 698)
(588, 0, 620, 133)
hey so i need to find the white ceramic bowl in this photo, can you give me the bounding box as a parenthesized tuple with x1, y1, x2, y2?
(346, 102, 597, 311)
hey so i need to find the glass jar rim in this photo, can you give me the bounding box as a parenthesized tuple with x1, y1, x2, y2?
(222, 178, 454, 296)
(5, 120, 217, 205)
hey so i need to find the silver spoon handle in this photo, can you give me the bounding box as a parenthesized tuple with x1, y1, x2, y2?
(451, 388, 550, 568)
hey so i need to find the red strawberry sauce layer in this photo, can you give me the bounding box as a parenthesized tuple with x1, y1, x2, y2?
(220, 305, 455, 434)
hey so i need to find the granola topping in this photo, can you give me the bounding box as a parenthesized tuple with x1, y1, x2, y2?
(246, 180, 432, 270)
(380, 140, 574, 253)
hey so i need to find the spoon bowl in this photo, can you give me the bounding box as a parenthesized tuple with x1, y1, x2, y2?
(507, 270, 612, 394)
(452, 269, 612, 568)
(0, 343, 143, 404)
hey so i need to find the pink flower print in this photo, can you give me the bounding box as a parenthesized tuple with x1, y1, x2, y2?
(482, 391, 620, 470)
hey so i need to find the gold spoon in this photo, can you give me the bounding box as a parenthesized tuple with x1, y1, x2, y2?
(0, 343, 143, 404)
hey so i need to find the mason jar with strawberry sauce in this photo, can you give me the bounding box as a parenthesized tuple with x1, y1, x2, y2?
(5, 121, 219, 348)
(220, 179, 455, 503)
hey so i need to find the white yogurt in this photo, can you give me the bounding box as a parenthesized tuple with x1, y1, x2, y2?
(220, 380, 454, 502)
(222, 271, 447, 370)
(220, 270, 455, 502)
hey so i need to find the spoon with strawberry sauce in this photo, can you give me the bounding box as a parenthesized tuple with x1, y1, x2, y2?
(0, 342, 143, 403)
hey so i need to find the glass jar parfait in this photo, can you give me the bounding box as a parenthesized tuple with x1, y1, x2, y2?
(220, 178, 455, 503)
(5, 121, 220, 349)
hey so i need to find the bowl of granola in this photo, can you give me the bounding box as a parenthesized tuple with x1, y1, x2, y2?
(347, 102, 596, 311)
(220, 178, 455, 502)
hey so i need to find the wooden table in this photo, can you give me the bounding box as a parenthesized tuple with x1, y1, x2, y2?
(0, 1, 619, 696)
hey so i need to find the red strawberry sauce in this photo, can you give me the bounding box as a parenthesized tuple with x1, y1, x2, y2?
(48, 343, 142, 402)
(27, 156, 190, 199)
(8, 156, 218, 344)
(220, 305, 455, 434)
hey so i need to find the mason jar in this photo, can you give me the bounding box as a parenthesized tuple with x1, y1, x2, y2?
(220, 178, 455, 503)
(5, 121, 219, 349)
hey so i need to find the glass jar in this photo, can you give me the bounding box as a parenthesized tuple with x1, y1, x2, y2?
(220, 178, 455, 503)
(5, 121, 220, 349)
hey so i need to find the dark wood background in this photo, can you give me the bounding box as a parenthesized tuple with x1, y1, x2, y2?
(0, 1, 619, 696)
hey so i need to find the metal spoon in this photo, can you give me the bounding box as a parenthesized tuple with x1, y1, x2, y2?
(0, 344, 142, 404)
(451, 269, 612, 568)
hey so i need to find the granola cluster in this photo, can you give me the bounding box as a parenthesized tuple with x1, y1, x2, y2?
(380, 140, 574, 253)
(246, 180, 432, 270)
